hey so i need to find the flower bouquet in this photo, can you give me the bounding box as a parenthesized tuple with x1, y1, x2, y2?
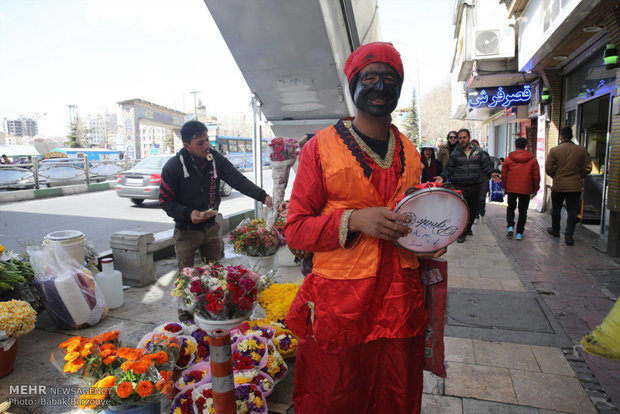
(192, 382, 267, 414)
(262, 343, 288, 384)
(0, 299, 36, 377)
(175, 335, 198, 370)
(53, 336, 105, 385)
(234, 369, 275, 397)
(172, 263, 261, 324)
(258, 282, 300, 323)
(266, 137, 299, 231)
(229, 218, 286, 258)
(175, 361, 211, 392)
(171, 388, 196, 414)
(232, 334, 268, 369)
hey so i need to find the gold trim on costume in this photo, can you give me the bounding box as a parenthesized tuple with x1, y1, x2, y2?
(343, 119, 395, 169)
(339, 209, 355, 248)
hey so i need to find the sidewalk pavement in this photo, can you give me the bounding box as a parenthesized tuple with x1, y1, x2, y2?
(1, 203, 619, 413)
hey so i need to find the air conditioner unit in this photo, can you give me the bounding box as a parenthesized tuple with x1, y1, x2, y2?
(473, 26, 515, 60)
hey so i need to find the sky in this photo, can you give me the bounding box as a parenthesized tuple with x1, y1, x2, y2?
(0, 0, 456, 137)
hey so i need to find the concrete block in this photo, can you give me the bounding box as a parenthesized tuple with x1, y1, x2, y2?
(110, 231, 156, 287)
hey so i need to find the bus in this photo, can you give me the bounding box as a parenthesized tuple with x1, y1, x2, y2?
(210, 136, 271, 170)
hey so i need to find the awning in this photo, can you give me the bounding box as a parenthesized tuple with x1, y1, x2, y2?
(0, 144, 40, 157)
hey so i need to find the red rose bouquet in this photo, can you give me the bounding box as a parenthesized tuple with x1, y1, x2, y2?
(229, 218, 286, 257)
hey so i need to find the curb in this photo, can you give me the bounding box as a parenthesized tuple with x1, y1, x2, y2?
(0, 180, 116, 204)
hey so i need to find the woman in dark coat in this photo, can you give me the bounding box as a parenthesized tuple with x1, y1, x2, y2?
(420, 143, 443, 183)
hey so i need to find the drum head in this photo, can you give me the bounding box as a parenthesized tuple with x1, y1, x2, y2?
(394, 188, 469, 253)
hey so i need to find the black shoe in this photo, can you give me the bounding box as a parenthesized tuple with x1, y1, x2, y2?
(467, 229, 473, 236)
(547, 227, 560, 238)
(457, 236, 465, 243)
(565, 235, 574, 246)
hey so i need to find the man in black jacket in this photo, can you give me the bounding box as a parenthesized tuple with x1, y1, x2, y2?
(437, 128, 499, 243)
(160, 121, 273, 268)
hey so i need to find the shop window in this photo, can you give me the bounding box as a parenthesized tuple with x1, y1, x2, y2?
(565, 49, 616, 102)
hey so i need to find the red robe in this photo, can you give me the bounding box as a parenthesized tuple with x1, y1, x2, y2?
(284, 128, 427, 414)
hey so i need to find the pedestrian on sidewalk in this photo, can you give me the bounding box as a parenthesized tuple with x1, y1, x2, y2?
(501, 137, 540, 240)
(471, 139, 491, 224)
(284, 41, 446, 414)
(420, 143, 442, 183)
(437, 131, 458, 168)
(437, 129, 499, 243)
(545, 126, 592, 246)
(159, 120, 273, 268)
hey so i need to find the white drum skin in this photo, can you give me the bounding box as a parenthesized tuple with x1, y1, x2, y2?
(394, 187, 469, 253)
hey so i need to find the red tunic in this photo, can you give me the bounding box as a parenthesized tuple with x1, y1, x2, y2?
(285, 128, 427, 413)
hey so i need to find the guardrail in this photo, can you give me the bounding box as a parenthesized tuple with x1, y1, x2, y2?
(0, 157, 140, 190)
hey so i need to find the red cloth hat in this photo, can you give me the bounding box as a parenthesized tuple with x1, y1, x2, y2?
(344, 42, 404, 82)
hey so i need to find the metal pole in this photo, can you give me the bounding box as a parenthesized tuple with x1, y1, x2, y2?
(190, 91, 200, 120)
(33, 157, 39, 189)
(251, 93, 264, 219)
(84, 155, 90, 185)
(416, 55, 422, 145)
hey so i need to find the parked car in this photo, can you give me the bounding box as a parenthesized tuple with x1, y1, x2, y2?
(116, 154, 233, 205)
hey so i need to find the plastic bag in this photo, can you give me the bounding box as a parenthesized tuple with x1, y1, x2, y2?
(27, 246, 107, 329)
(419, 257, 447, 378)
(581, 298, 620, 360)
(489, 180, 504, 202)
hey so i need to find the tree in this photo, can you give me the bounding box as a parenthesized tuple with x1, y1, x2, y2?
(403, 88, 420, 145)
(65, 116, 87, 148)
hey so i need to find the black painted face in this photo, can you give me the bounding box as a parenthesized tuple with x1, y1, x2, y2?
(352, 64, 402, 117)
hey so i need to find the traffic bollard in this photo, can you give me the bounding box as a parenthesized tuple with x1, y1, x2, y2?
(208, 328, 236, 414)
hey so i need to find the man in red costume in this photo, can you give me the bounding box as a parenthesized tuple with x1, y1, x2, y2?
(284, 42, 446, 413)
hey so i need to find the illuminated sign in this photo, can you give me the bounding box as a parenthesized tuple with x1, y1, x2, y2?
(468, 85, 532, 109)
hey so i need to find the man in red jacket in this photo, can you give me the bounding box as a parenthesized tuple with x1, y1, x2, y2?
(501, 137, 540, 240)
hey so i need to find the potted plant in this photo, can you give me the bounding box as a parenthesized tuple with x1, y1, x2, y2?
(0, 299, 37, 377)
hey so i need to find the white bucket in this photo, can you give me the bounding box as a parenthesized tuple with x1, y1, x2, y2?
(194, 313, 251, 332)
(43, 230, 86, 265)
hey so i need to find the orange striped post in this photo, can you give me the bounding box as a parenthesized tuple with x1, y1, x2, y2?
(208, 328, 236, 414)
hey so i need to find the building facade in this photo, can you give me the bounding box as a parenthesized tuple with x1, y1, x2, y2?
(5, 117, 38, 137)
(451, 0, 620, 256)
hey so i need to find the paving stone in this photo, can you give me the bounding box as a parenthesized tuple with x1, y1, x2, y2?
(510, 369, 597, 414)
(445, 337, 475, 364)
(422, 394, 462, 413)
(462, 399, 538, 413)
(530, 345, 575, 377)
(423, 370, 445, 395)
(473, 340, 540, 372)
(445, 362, 516, 404)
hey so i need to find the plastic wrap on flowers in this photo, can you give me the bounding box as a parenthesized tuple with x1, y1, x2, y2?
(261, 343, 287, 384)
(51, 335, 105, 386)
(28, 246, 107, 330)
(242, 322, 276, 342)
(175, 361, 211, 392)
(154, 322, 185, 336)
(272, 328, 298, 359)
(265, 158, 296, 231)
(232, 334, 269, 370)
(192, 382, 267, 414)
(234, 369, 275, 397)
(244, 319, 298, 358)
(175, 335, 198, 370)
(187, 327, 210, 363)
(171, 388, 196, 414)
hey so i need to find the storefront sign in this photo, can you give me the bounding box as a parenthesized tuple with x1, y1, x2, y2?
(468, 85, 532, 109)
(534, 116, 547, 212)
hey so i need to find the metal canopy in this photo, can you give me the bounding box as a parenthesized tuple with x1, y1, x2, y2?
(203, 0, 379, 136)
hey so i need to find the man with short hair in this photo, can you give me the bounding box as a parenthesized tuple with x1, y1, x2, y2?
(545, 126, 592, 246)
(502, 137, 540, 240)
(438, 129, 499, 242)
(160, 120, 273, 268)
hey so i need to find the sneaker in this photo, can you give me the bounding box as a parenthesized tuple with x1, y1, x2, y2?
(481, 217, 487, 224)
(516, 233, 523, 240)
(506, 226, 514, 238)
(474, 218, 480, 224)
(547, 227, 560, 237)
(457, 236, 466, 243)
(565, 235, 574, 246)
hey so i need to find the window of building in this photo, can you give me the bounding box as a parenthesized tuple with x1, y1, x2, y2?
(565, 48, 616, 102)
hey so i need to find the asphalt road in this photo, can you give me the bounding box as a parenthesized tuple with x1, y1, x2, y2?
(0, 169, 296, 253)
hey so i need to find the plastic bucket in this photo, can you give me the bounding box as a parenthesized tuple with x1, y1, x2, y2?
(43, 230, 86, 265)
(194, 313, 251, 332)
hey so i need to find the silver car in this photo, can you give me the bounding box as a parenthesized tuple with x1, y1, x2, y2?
(116, 154, 232, 205)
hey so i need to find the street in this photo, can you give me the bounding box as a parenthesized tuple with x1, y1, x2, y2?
(0, 169, 295, 253)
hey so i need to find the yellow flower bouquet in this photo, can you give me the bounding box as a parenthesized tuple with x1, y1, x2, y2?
(258, 282, 300, 322)
(0, 299, 36, 350)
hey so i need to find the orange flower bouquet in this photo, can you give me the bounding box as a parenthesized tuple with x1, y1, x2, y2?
(52, 335, 106, 386)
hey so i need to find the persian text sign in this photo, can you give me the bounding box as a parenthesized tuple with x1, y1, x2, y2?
(468, 85, 532, 109)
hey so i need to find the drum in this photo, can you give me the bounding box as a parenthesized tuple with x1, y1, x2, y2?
(394, 186, 469, 253)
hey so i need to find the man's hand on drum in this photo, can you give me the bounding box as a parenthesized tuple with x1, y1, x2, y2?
(349, 207, 411, 241)
(433, 176, 444, 184)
